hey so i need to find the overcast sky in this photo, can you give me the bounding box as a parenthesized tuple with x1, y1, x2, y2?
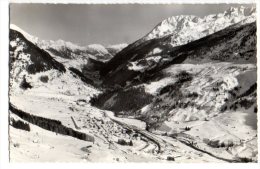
(10, 3, 255, 46)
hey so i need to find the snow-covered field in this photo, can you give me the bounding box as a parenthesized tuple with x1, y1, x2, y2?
(10, 87, 160, 162)
(9, 92, 240, 162)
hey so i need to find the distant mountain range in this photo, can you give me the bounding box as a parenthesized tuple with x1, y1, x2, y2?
(10, 24, 128, 62)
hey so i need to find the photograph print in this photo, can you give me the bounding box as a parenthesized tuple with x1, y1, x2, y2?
(9, 2, 257, 162)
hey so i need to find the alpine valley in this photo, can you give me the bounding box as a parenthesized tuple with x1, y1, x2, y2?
(9, 6, 257, 162)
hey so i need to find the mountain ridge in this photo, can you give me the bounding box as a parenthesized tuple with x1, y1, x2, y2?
(10, 24, 127, 62)
(143, 6, 256, 44)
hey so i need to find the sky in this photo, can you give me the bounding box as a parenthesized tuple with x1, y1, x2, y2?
(10, 3, 255, 46)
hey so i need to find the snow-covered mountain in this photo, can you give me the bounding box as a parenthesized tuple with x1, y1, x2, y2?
(100, 6, 256, 80)
(142, 6, 256, 46)
(9, 28, 97, 94)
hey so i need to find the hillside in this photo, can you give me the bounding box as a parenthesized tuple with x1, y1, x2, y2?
(101, 21, 256, 87)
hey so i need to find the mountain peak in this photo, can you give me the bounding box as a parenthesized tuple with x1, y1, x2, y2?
(10, 24, 39, 44)
(224, 6, 254, 17)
